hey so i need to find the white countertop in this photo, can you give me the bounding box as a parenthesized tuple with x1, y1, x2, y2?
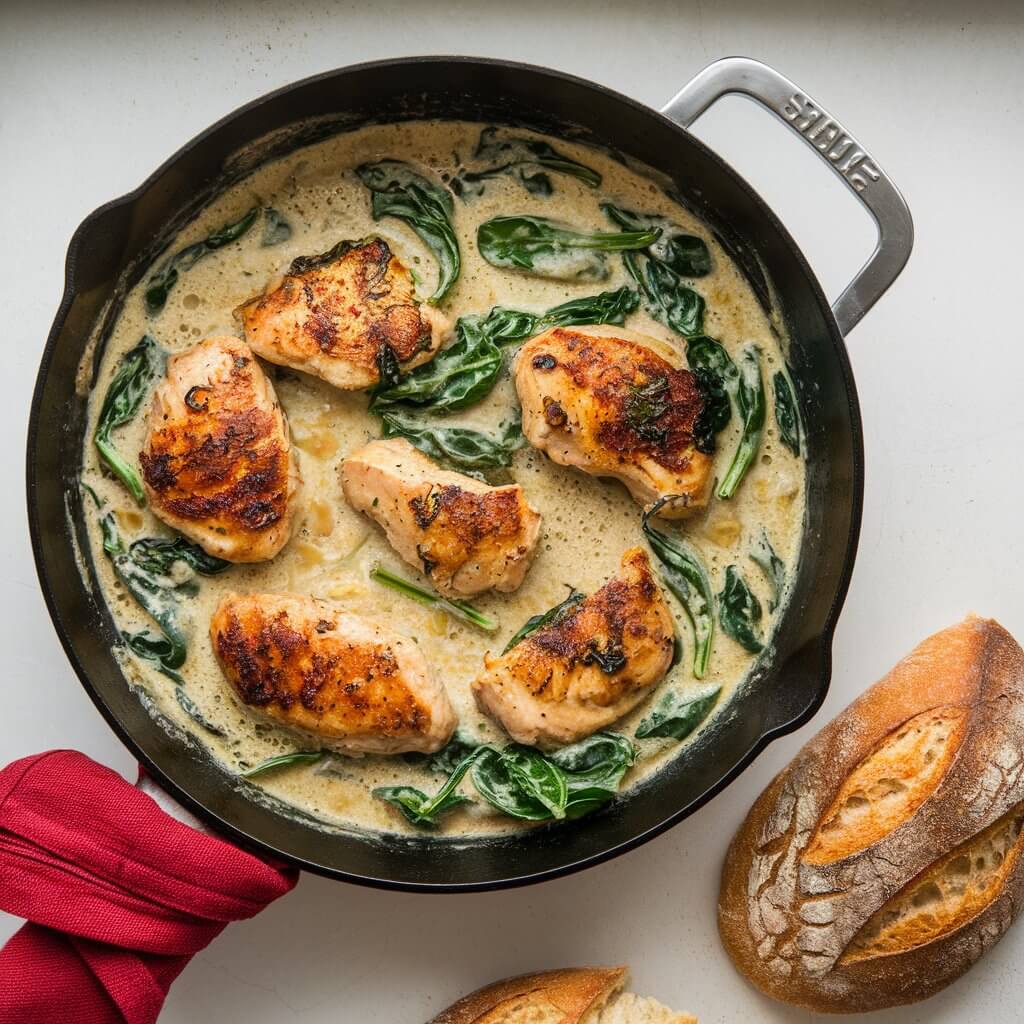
(3, 2, 1023, 1021)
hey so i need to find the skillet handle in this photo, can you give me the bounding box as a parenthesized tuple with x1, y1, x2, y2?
(661, 56, 913, 336)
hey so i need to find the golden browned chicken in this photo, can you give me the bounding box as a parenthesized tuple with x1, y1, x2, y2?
(140, 335, 299, 562)
(341, 438, 542, 598)
(514, 325, 712, 518)
(210, 592, 457, 755)
(471, 547, 675, 746)
(235, 237, 449, 390)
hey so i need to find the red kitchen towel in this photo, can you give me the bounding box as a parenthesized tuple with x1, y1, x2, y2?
(0, 750, 298, 1023)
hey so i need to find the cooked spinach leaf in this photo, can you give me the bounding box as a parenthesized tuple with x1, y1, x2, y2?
(371, 315, 502, 413)
(603, 203, 706, 337)
(773, 369, 801, 457)
(93, 335, 166, 504)
(635, 686, 721, 740)
(145, 206, 258, 314)
(548, 732, 638, 819)
(101, 513, 187, 680)
(602, 203, 712, 277)
(371, 288, 638, 416)
(175, 688, 225, 736)
(453, 127, 602, 198)
(240, 751, 324, 778)
(377, 732, 636, 827)
(502, 587, 584, 654)
(687, 335, 738, 455)
(719, 564, 764, 653)
(356, 161, 459, 303)
(500, 746, 569, 819)
(261, 207, 292, 246)
(470, 747, 552, 821)
(642, 497, 715, 678)
(718, 345, 765, 499)
(532, 286, 639, 332)
(750, 527, 785, 611)
(380, 410, 525, 472)
(369, 564, 498, 633)
(478, 215, 659, 281)
(374, 748, 480, 827)
(128, 536, 230, 577)
(100, 514, 230, 680)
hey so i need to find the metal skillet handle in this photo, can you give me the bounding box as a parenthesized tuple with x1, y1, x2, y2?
(662, 57, 913, 336)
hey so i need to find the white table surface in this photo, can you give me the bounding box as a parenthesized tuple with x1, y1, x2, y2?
(3, 2, 1023, 1021)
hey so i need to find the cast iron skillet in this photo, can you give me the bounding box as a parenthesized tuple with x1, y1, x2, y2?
(27, 56, 912, 891)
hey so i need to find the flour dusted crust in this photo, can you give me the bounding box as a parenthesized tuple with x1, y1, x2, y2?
(718, 615, 1024, 1012)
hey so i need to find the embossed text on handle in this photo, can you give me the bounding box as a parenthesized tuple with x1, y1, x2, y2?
(780, 92, 881, 193)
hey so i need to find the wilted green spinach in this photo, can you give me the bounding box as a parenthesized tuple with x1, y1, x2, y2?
(603, 203, 708, 337)
(100, 514, 228, 681)
(379, 410, 525, 473)
(261, 207, 292, 246)
(635, 686, 721, 741)
(750, 528, 785, 611)
(478, 215, 659, 281)
(370, 288, 638, 415)
(241, 751, 324, 778)
(686, 335, 738, 455)
(369, 564, 498, 633)
(93, 335, 166, 504)
(773, 369, 801, 457)
(717, 345, 765, 499)
(373, 732, 637, 828)
(145, 206, 258, 314)
(719, 565, 764, 653)
(642, 497, 715, 678)
(453, 127, 602, 198)
(356, 161, 460, 303)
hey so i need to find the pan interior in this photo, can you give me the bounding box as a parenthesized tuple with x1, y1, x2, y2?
(29, 59, 860, 888)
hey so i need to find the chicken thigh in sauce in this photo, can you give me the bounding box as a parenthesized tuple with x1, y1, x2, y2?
(211, 592, 457, 755)
(236, 237, 449, 390)
(472, 547, 675, 747)
(140, 335, 299, 562)
(341, 438, 542, 597)
(515, 325, 712, 518)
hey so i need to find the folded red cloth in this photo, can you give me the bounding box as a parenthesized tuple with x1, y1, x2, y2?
(0, 750, 298, 1023)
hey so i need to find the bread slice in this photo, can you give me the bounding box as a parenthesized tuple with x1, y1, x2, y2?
(430, 968, 696, 1024)
(718, 616, 1024, 1012)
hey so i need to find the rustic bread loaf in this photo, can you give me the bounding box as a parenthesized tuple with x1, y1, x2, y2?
(430, 968, 696, 1024)
(718, 615, 1024, 1012)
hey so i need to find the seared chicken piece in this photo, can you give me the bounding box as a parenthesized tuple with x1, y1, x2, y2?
(211, 592, 457, 755)
(515, 325, 712, 518)
(140, 336, 299, 562)
(235, 237, 449, 390)
(341, 438, 542, 598)
(472, 547, 674, 746)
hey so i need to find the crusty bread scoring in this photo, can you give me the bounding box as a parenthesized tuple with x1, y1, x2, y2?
(718, 615, 1024, 1013)
(430, 968, 696, 1024)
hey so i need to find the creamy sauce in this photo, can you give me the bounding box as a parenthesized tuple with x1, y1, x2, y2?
(78, 121, 805, 837)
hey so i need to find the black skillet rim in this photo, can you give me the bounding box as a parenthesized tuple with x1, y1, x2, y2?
(26, 55, 864, 891)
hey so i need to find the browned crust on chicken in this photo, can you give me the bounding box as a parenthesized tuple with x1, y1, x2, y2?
(235, 237, 449, 389)
(472, 547, 675, 746)
(341, 438, 542, 597)
(210, 592, 457, 755)
(515, 326, 713, 517)
(140, 336, 298, 562)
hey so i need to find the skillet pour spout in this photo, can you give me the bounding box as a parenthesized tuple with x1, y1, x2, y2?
(27, 56, 911, 890)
